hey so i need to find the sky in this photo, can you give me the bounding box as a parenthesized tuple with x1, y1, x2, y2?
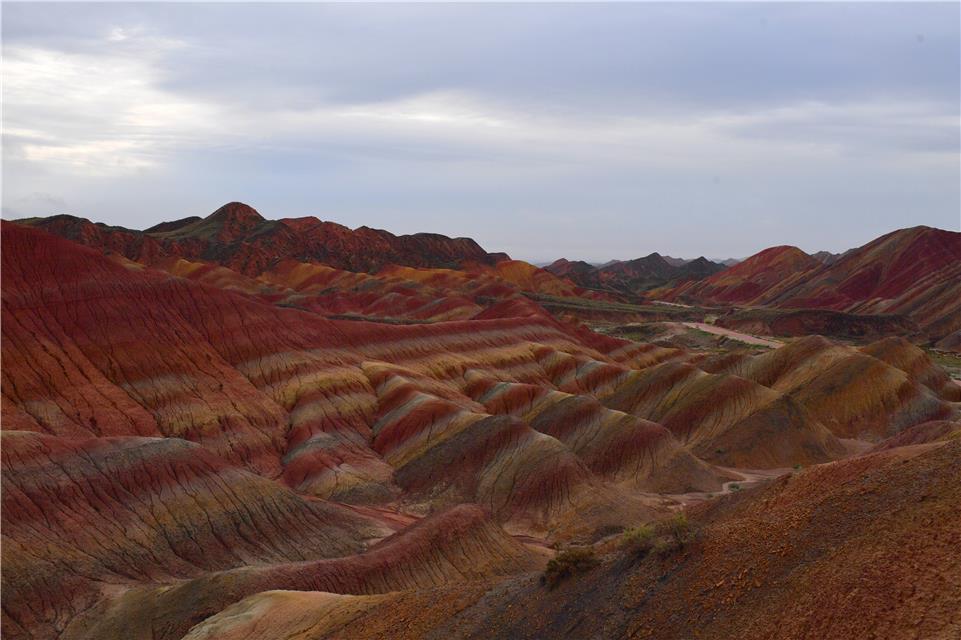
(2, 3, 959, 262)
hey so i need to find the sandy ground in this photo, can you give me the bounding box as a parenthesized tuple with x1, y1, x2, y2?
(682, 322, 783, 348)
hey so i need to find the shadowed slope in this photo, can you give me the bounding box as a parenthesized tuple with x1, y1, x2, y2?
(0, 431, 378, 639)
(451, 439, 961, 640)
(61, 505, 541, 640)
(868, 419, 960, 451)
(158, 440, 961, 640)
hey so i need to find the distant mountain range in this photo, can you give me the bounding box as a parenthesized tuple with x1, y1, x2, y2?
(18, 202, 510, 276)
(545, 253, 728, 295)
(14, 204, 961, 348)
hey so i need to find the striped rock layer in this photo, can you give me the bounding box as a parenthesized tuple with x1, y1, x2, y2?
(3, 218, 959, 639)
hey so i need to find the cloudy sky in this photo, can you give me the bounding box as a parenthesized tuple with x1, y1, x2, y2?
(3, 3, 959, 262)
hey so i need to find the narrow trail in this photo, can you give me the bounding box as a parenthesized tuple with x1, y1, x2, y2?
(682, 322, 784, 348)
(665, 466, 789, 506)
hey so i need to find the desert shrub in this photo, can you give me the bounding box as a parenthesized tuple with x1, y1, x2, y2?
(653, 537, 679, 557)
(729, 483, 741, 492)
(664, 512, 694, 549)
(655, 512, 696, 553)
(621, 524, 656, 556)
(541, 547, 598, 589)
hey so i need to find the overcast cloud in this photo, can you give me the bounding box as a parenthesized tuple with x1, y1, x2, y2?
(2, 3, 958, 261)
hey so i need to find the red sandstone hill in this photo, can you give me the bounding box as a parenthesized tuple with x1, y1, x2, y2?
(19, 203, 597, 323)
(768, 226, 961, 342)
(20, 202, 506, 275)
(658, 226, 961, 345)
(3, 217, 960, 640)
(659, 245, 821, 304)
(142, 439, 961, 640)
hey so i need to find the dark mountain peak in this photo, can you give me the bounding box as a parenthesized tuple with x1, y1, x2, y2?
(619, 252, 672, 270)
(206, 202, 265, 225)
(678, 256, 726, 279)
(18, 213, 89, 225)
(661, 255, 689, 267)
(163, 202, 271, 243)
(545, 258, 596, 278)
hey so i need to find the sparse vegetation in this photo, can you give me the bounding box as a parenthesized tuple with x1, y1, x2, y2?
(541, 547, 598, 589)
(664, 512, 695, 548)
(729, 483, 741, 491)
(622, 513, 698, 560)
(653, 537, 679, 557)
(927, 349, 961, 381)
(621, 524, 656, 556)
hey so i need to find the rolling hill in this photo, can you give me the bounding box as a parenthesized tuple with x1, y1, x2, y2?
(657, 226, 961, 346)
(2, 209, 959, 640)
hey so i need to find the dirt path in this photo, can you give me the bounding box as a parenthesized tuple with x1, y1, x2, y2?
(682, 322, 783, 348)
(666, 467, 789, 506)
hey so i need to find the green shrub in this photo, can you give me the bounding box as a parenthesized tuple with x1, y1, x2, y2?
(662, 512, 696, 549)
(653, 537, 679, 557)
(729, 483, 741, 492)
(621, 524, 656, 556)
(541, 547, 598, 589)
